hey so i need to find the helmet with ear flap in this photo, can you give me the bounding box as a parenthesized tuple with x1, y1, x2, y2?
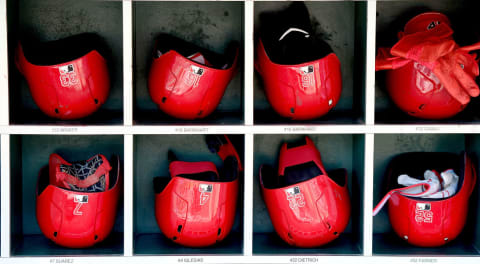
(36, 154, 121, 248)
(260, 136, 350, 247)
(15, 33, 111, 120)
(148, 34, 239, 120)
(255, 2, 343, 120)
(154, 135, 241, 247)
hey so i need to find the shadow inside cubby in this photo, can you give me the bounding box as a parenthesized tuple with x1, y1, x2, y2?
(253, 1, 367, 125)
(133, 134, 244, 255)
(10, 135, 125, 256)
(373, 134, 480, 256)
(252, 134, 364, 255)
(6, 0, 124, 125)
(375, 0, 480, 124)
(133, 1, 244, 125)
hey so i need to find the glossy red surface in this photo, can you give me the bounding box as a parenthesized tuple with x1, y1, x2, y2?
(255, 40, 342, 120)
(15, 44, 110, 120)
(36, 155, 121, 248)
(387, 61, 465, 119)
(149, 49, 238, 120)
(260, 137, 350, 247)
(388, 153, 476, 247)
(155, 162, 238, 247)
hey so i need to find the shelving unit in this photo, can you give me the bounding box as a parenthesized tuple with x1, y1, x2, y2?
(0, 0, 478, 263)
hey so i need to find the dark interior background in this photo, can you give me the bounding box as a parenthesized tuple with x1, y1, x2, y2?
(252, 134, 364, 255)
(133, 1, 244, 125)
(254, 1, 367, 124)
(10, 135, 125, 256)
(373, 134, 480, 255)
(7, 0, 124, 125)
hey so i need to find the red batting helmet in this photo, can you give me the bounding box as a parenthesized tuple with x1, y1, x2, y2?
(154, 135, 242, 247)
(36, 153, 121, 248)
(383, 12, 472, 119)
(148, 34, 239, 120)
(15, 33, 110, 120)
(255, 2, 342, 120)
(260, 136, 350, 247)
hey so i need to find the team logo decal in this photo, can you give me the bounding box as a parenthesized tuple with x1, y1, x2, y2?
(73, 195, 88, 216)
(285, 186, 305, 210)
(199, 183, 213, 205)
(298, 65, 315, 89)
(185, 65, 204, 88)
(59, 64, 79, 87)
(415, 202, 433, 223)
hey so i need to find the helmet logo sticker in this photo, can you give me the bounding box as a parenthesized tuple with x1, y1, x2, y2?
(427, 21, 440, 30)
(199, 184, 213, 205)
(299, 66, 315, 89)
(73, 195, 88, 216)
(59, 64, 79, 87)
(285, 186, 305, 210)
(185, 65, 204, 88)
(414, 62, 441, 94)
(415, 202, 433, 223)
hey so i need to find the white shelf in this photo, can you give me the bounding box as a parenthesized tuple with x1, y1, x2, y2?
(0, 0, 478, 263)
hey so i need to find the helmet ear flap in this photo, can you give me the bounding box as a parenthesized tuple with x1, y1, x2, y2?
(260, 164, 279, 189)
(220, 156, 239, 182)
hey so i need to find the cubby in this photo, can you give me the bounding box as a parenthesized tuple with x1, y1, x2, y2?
(133, 134, 244, 255)
(252, 134, 364, 255)
(6, 0, 124, 125)
(0, 0, 479, 263)
(133, 1, 244, 125)
(253, 1, 367, 124)
(372, 134, 480, 256)
(9, 135, 125, 256)
(375, 0, 480, 124)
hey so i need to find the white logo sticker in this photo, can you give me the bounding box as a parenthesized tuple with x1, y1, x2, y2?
(415, 202, 433, 223)
(298, 66, 315, 89)
(73, 195, 88, 216)
(184, 65, 204, 88)
(285, 186, 305, 209)
(59, 64, 79, 87)
(199, 184, 213, 205)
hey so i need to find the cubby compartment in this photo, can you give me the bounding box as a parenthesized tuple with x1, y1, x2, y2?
(9, 135, 124, 256)
(375, 0, 480, 124)
(6, 0, 124, 125)
(133, 1, 244, 125)
(133, 134, 244, 255)
(252, 134, 364, 255)
(253, 1, 367, 124)
(373, 134, 480, 255)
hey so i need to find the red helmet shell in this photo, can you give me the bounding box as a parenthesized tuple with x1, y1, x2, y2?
(387, 12, 466, 119)
(36, 154, 121, 248)
(386, 61, 464, 119)
(148, 36, 238, 120)
(386, 152, 476, 247)
(155, 161, 238, 247)
(260, 137, 350, 247)
(15, 37, 110, 120)
(256, 40, 342, 120)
